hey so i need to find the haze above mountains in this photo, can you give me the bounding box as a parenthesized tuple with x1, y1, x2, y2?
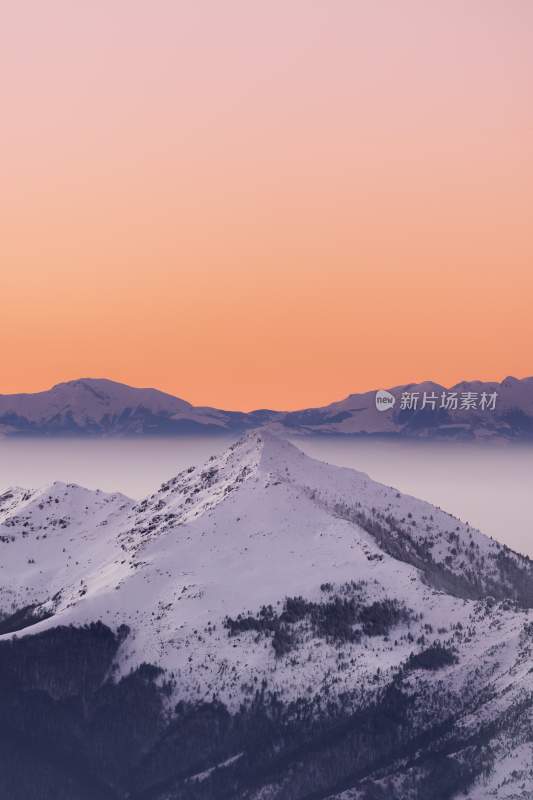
(0, 376, 532, 440)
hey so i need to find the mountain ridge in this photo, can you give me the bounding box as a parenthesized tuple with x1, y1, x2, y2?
(1, 375, 533, 439)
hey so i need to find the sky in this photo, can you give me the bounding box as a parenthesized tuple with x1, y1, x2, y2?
(1, 1, 532, 411)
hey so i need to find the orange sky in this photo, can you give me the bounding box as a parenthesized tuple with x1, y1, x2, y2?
(1, 1, 532, 410)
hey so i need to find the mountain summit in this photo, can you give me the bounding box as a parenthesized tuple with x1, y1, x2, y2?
(0, 377, 266, 436)
(1, 433, 533, 798)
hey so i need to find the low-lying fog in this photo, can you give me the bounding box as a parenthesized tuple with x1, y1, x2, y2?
(0, 435, 531, 555)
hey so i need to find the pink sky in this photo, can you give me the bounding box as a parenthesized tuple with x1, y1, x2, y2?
(1, 1, 532, 409)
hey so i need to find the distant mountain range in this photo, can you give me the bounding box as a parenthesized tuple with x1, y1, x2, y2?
(1, 431, 533, 798)
(0, 375, 532, 439)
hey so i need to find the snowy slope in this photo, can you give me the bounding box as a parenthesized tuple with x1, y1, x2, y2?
(0, 377, 271, 435)
(0, 482, 134, 624)
(1, 432, 533, 798)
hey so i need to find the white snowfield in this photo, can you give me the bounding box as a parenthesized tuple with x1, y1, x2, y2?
(0, 431, 532, 798)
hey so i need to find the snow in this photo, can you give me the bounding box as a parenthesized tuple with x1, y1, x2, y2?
(1, 375, 532, 437)
(188, 753, 243, 783)
(0, 430, 532, 797)
(0, 377, 197, 428)
(281, 376, 533, 437)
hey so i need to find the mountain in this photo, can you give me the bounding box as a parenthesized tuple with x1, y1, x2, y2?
(1, 432, 533, 799)
(1, 376, 532, 439)
(281, 376, 533, 440)
(0, 377, 277, 436)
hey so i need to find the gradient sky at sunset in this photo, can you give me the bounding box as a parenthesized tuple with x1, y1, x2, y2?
(1, 1, 532, 410)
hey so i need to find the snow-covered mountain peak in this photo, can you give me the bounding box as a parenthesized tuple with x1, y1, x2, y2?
(2, 436, 533, 797)
(101, 429, 533, 617)
(0, 377, 198, 432)
(0, 481, 135, 620)
(2, 479, 132, 519)
(129, 430, 347, 533)
(130, 429, 267, 524)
